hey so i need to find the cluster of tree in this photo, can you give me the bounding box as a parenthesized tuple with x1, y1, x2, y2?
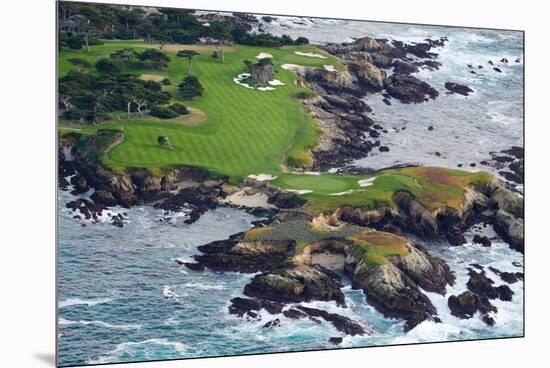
(59, 2, 309, 50)
(178, 76, 204, 99)
(110, 48, 170, 69)
(150, 103, 188, 119)
(59, 60, 170, 123)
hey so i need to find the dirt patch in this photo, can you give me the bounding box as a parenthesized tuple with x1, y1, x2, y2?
(131, 43, 235, 53)
(139, 74, 165, 82)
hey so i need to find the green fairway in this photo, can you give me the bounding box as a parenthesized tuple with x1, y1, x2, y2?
(272, 167, 493, 214)
(59, 40, 339, 178)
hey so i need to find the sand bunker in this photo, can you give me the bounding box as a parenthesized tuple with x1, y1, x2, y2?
(248, 174, 277, 181)
(221, 188, 275, 209)
(286, 189, 313, 194)
(358, 177, 377, 187)
(323, 65, 336, 72)
(256, 52, 273, 59)
(294, 51, 327, 59)
(311, 252, 345, 272)
(234, 74, 283, 91)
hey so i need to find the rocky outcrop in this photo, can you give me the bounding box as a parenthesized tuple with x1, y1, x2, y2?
(334, 175, 523, 252)
(448, 291, 497, 326)
(393, 60, 419, 75)
(466, 268, 514, 301)
(191, 237, 295, 273)
(243, 265, 346, 306)
(59, 133, 224, 224)
(385, 74, 439, 103)
(445, 82, 474, 96)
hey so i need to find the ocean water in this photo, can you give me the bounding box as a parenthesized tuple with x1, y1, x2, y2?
(57, 189, 523, 366)
(57, 18, 523, 367)
(263, 18, 524, 176)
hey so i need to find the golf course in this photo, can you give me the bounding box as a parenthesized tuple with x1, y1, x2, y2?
(59, 40, 339, 178)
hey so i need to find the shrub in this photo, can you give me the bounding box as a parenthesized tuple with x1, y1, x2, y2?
(178, 75, 204, 99)
(149, 105, 179, 119)
(294, 90, 316, 100)
(161, 78, 171, 85)
(168, 103, 188, 115)
(294, 37, 309, 45)
(95, 58, 122, 74)
(67, 36, 83, 50)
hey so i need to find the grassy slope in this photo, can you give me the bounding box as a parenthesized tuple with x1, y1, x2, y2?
(59, 41, 337, 178)
(272, 167, 493, 214)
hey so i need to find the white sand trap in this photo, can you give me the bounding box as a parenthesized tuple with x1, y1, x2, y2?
(281, 63, 306, 72)
(233, 73, 254, 89)
(256, 52, 273, 59)
(222, 188, 275, 209)
(358, 177, 377, 187)
(311, 252, 345, 272)
(248, 174, 277, 181)
(286, 189, 313, 194)
(234, 74, 282, 92)
(324, 65, 336, 72)
(268, 79, 285, 86)
(329, 189, 357, 196)
(304, 171, 321, 176)
(294, 51, 327, 59)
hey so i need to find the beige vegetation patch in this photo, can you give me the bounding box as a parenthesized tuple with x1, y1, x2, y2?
(122, 42, 236, 53)
(139, 74, 165, 82)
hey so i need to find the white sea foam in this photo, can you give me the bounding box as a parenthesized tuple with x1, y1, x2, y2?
(87, 339, 187, 365)
(182, 282, 225, 291)
(59, 317, 141, 330)
(59, 297, 112, 308)
(163, 285, 179, 298)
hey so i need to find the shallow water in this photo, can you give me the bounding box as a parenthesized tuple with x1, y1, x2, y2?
(58, 17, 523, 367)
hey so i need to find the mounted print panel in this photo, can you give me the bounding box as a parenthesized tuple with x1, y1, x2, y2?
(57, 1, 524, 366)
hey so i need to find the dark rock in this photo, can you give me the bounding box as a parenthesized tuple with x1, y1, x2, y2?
(386, 74, 439, 104)
(473, 234, 492, 247)
(182, 262, 205, 271)
(268, 191, 306, 209)
(445, 82, 474, 96)
(91, 190, 117, 207)
(494, 67, 502, 73)
(296, 306, 365, 336)
(393, 60, 419, 75)
(470, 163, 476, 167)
(469, 263, 484, 271)
(435, 151, 441, 157)
(329, 337, 343, 345)
(496, 285, 514, 301)
(500, 58, 509, 63)
(69, 174, 89, 195)
(263, 318, 281, 328)
(428, 126, 434, 131)
(383, 97, 392, 105)
(244, 265, 346, 307)
(379, 146, 390, 152)
(228, 297, 284, 317)
(283, 308, 307, 319)
(467, 269, 514, 301)
(488, 266, 523, 284)
(448, 291, 497, 326)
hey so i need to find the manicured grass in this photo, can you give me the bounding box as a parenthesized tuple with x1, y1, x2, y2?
(59, 41, 339, 179)
(272, 167, 493, 214)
